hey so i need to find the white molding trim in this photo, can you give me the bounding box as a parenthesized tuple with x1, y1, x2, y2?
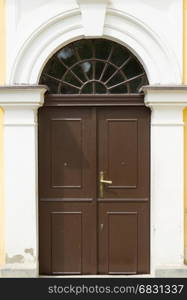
(142, 85, 187, 107)
(151, 123, 184, 127)
(4, 122, 37, 127)
(0, 86, 47, 109)
(76, 0, 109, 37)
(8, 8, 181, 85)
(104, 9, 181, 84)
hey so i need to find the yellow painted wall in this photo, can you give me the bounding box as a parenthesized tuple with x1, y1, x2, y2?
(184, 0, 187, 264)
(184, 108, 187, 264)
(0, 0, 5, 266)
(0, 0, 5, 84)
(0, 109, 4, 266)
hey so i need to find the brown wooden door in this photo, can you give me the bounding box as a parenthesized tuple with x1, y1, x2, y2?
(39, 105, 150, 275)
(97, 107, 150, 274)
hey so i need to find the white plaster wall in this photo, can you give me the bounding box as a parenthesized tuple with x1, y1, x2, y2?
(6, 0, 182, 84)
(109, 0, 182, 72)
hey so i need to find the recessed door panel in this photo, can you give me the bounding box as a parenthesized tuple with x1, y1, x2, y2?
(39, 202, 97, 275)
(98, 203, 149, 274)
(51, 212, 83, 274)
(107, 212, 138, 274)
(107, 119, 138, 188)
(51, 119, 83, 188)
(98, 107, 150, 200)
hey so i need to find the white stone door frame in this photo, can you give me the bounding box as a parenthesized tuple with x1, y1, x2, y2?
(142, 86, 187, 277)
(0, 85, 187, 277)
(0, 86, 47, 277)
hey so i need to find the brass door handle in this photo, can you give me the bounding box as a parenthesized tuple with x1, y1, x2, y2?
(100, 179, 112, 184)
(99, 171, 112, 198)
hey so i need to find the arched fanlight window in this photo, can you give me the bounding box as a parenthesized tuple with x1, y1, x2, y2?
(39, 39, 148, 94)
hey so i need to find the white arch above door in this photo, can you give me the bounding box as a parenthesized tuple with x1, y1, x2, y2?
(9, 5, 181, 85)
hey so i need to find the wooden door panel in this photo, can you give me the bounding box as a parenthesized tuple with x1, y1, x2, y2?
(98, 203, 150, 274)
(106, 118, 138, 188)
(98, 107, 150, 200)
(39, 202, 97, 275)
(39, 107, 96, 200)
(98, 107, 150, 274)
(51, 212, 82, 274)
(51, 119, 83, 188)
(107, 211, 138, 274)
(39, 107, 97, 275)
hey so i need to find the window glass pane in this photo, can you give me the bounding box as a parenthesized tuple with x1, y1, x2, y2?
(57, 47, 77, 67)
(72, 65, 87, 82)
(80, 62, 93, 80)
(81, 82, 93, 94)
(107, 72, 124, 87)
(40, 74, 60, 93)
(43, 57, 66, 80)
(95, 39, 112, 60)
(74, 40, 93, 59)
(110, 84, 128, 94)
(95, 82, 107, 94)
(111, 45, 130, 67)
(64, 72, 82, 88)
(95, 62, 105, 80)
(61, 84, 79, 94)
(122, 58, 144, 79)
(102, 64, 116, 82)
(130, 75, 147, 93)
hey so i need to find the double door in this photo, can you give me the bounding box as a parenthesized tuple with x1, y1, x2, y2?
(39, 106, 150, 275)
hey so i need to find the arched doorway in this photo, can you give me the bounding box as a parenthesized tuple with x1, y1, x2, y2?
(38, 39, 150, 275)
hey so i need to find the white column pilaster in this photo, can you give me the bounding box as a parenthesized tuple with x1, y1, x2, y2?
(142, 86, 187, 274)
(0, 86, 47, 277)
